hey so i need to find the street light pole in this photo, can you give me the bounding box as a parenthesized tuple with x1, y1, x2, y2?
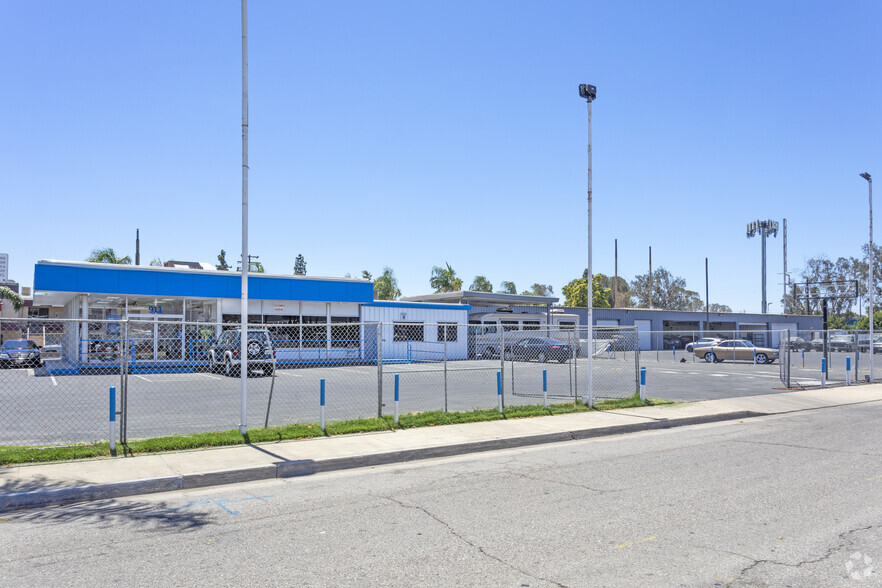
(862, 172, 873, 382)
(579, 83, 596, 408)
(239, 0, 249, 435)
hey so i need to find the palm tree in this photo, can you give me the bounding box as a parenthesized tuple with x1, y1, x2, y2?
(0, 286, 23, 311)
(87, 247, 131, 264)
(470, 276, 493, 292)
(430, 263, 463, 293)
(374, 267, 402, 300)
(498, 281, 517, 295)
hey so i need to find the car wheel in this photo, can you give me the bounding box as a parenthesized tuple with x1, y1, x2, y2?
(755, 353, 768, 364)
(485, 348, 496, 359)
(503, 349, 513, 361)
(537, 352, 547, 363)
(704, 352, 714, 363)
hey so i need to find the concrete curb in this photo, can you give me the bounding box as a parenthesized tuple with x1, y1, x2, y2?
(0, 410, 768, 513)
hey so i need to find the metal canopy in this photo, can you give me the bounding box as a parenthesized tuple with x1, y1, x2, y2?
(400, 290, 558, 307)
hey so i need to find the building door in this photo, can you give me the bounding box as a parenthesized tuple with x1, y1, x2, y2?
(126, 314, 185, 362)
(634, 319, 652, 351)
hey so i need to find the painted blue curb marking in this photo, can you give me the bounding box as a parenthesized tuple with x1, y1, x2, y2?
(146, 495, 274, 516)
(395, 373, 399, 401)
(320, 379, 325, 405)
(109, 386, 116, 422)
(640, 367, 646, 385)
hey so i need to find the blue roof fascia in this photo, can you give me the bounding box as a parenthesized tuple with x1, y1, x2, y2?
(364, 301, 472, 311)
(34, 263, 373, 303)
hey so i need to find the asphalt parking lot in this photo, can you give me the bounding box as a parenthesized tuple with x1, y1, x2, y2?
(0, 349, 867, 446)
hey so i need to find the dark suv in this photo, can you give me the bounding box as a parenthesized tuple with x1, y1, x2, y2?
(0, 339, 42, 368)
(208, 328, 276, 376)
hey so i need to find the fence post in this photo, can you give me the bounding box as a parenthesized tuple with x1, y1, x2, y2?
(109, 386, 116, 456)
(846, 356, 852, 386)
(821, 357, 827, 388)
(500, 329, 505, 408)
(320, 378, 326, 432)
(542, 369, 547, 409)
(394, 373, 399, 426)
(121, 319, 129, 444)
(640, 367, 646, 401)
(377, 324, 383, 418)
(497, 370, 503, 413)
(572, 329, 578, 401)
(802, 348, 805, 368)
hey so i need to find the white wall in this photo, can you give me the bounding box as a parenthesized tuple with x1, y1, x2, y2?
(360, 305, 469, 360)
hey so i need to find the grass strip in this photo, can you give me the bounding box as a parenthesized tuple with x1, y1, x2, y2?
(0, 395, 674, 466)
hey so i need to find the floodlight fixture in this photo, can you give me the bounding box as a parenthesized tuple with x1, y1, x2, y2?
(861, 172, 872, 182)
(579, 84, 596, 101)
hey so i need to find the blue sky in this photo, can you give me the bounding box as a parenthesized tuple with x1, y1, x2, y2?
(2, 0, 880, 313)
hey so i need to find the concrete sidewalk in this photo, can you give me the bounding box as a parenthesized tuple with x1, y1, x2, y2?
(3, 386, 882, 512)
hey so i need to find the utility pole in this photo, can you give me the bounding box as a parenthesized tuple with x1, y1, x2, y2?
(613, 238, 618, 308)
(746, 220, 779, 313)
(579, 83, 596, 407)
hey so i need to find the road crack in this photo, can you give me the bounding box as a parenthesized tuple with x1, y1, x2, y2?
(378, 494, 568, 587)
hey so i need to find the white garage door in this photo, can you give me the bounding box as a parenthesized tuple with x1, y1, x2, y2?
(634, 319, 652, 351)
(770, 322, 798, 348)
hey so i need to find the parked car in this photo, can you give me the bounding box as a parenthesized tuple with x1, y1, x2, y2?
(811, 336, 826, 352)
(662, 334, 693, 349)
(208, 328, 276, 376)
(858, 335, 882, 353)
(692, 339, 779, 364)
(508, 337, 573, 363)
(829, 334, 855, 352)
(0, 339, 43, 368)
(685, 337, 722, 353)
(788, 336, 812, 351)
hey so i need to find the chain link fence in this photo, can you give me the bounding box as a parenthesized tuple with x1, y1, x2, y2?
(0, 318, 641, 446)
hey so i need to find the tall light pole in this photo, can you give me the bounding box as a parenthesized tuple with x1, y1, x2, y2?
(579, 83, 596, 407)
(861, 172, 873, 382)
(240, 0, 249, 435)
(746, 220, 779, 313)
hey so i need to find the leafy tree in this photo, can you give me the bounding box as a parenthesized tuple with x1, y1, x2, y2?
(216, 249, 231, 271)
(430, 263, 462, 293)
(854, 310, 882, 331)
(521, 283, 554, 297)
(374, 267, 401, 300)
(562, 275, 611, 308)
(708, 303, 732, 313)
(149, 258, 164, 267)
(361, 270, 373, 280)
(470, 276, 493, 292)
(498, 281, 517, 295)
(87, 247, 131, 264)
(597, 274, 630, 307)
(630, 267, 703, 310)
(294, 254, 307, 275)
(0, 286, 23, 311)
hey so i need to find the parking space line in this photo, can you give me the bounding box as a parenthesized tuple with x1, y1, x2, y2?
(278, 372, 303, 377)
(50, 376, 57, 386)
(199, 373, 222, 380)
(133, 375, 152, 382)
(27, 368, 34, 377)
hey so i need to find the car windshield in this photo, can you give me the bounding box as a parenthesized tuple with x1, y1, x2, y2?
(741, 341, 755, 347)
(831, 336, 851, 342)
(2, 340, 31, 350)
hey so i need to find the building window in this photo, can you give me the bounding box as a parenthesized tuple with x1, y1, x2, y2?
(394, 322, 424, 342)
(437, 323, 457, 342)
(331, 317, 360, 348)
(302, 316, 326, 348)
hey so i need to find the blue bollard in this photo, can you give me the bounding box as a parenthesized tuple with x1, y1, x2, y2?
(109, 386, 116, 454)
(640, 367, 646, 401)
(542, 369, 547, 409)
(394, 374, 400, 425)
(821, 357, 827, 388)
(846, 356, 852, 386)
(320, 378, 326, 431)
(497, 371, 503, 413)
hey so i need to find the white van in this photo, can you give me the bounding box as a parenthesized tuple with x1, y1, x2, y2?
(468, 311, 580, 358)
